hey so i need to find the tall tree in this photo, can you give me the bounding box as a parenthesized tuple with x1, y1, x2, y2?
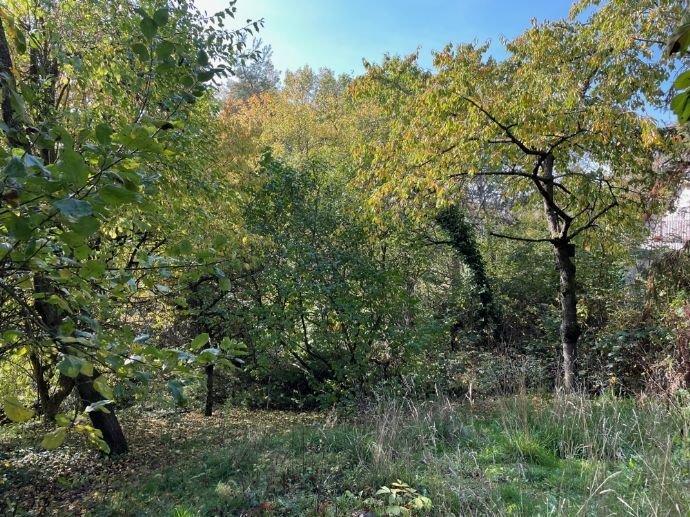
(225, 39, 280, 101)
(353, 0, 681, 390)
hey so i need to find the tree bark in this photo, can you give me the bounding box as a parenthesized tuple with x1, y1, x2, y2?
(554, 242, 580, 392)
(541, 155, 580, 391)
(205, 364, 214, 416)
(75, 373, 128, 455)
(0, 18, 22, 148)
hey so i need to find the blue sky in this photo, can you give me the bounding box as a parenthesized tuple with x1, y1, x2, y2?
(196, 0, 574, 75)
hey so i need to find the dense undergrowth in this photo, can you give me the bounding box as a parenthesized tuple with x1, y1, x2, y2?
(4, 392, 685, 516)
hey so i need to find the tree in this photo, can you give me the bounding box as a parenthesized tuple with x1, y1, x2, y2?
(225, 39, 280, 101)
(0, 0, 259, 452)
(353, 0, 682, 391)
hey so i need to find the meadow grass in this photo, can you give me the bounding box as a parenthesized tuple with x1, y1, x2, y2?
(94, 392, 690, 516)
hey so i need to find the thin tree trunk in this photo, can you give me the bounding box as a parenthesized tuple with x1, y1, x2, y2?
(33, 277, 129, 454)
(205, 364, 214, 417)
(75, 373, 128, 455)
(541, 155, 580, 391)
(0, 18, 23, 149)
(29, 352, 74, 421)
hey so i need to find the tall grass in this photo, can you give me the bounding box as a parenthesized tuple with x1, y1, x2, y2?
(103, 393, 690, 516)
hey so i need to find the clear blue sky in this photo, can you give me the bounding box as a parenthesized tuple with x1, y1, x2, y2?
(196, 0, 573, 75)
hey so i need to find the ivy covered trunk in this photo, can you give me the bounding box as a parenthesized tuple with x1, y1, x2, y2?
(436, 206, 499, 342)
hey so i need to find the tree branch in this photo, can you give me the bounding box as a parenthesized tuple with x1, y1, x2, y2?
(489, 231, 555, 244)
(456, 96, 543, 157)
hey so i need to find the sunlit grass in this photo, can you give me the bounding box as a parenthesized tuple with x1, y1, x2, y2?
(93, 393, 690, 516)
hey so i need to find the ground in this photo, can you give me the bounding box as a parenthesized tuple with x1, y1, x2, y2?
(1, 394, 689, 516)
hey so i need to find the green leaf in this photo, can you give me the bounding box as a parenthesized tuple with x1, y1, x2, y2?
(95, 124, 113, 146)
(219, 277, 231, 291)
(99, 184, 139, 205)
(41, 427, 68, 449)
(153, 8, 169, 27)
(4, 156, 26, 177)
(190, 333, 209, 352)
(60, 149, 90, 185)
(57, 355, 83, 378)
(80, 259, 106, 279)
(132, 43, 150, 62)
(68, 215, 100, 237)
(674, 70, 690, 91)
(180, 74, 195, 87)
(55, 413, 72, 427)
(140, 16, 158, 40)
(14, 29, 27, 54)
(219, 337, 247, 356)
(73, 244, 91, 260)
(7, 215, 32, 240)
(197, 49, 209, 66)
(196, 70, 215, 83)
(156, 40, 175, 60)
(1, 396, 35, 423)
(79, 425, 110, 453)
(54, 198, 93, 219)
(80, 360, 94, 377)
(167, 380, 185, 405)
(93, 376, 114, 399)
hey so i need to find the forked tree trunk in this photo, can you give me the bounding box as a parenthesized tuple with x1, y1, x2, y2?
(542, 155, 581, 392)
(76, 373, 128, 455)
(29, 352, 75, 421)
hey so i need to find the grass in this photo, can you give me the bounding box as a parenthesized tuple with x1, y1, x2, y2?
(3, 393, 689, 515)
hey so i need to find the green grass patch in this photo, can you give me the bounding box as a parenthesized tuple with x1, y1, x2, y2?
(5, 394, 689, 516)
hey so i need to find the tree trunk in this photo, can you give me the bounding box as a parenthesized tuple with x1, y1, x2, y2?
(2, 10, 128, 453)
(29, 352, 75, 421)
(554, 242, 580, 392)
(541, 155, 580, 391)
(0, 19, 23, 149)
(75, 373, 128, 455)
(205, 364, 214, 417)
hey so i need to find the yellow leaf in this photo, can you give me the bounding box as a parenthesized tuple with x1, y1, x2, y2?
(80, 360, 94, 377)
(1, 396, 35, 423)
(41, 427, 68, 449)
(93, 376, 114, 399)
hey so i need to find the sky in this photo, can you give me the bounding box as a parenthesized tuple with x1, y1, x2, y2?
(195, 0, 574, 75)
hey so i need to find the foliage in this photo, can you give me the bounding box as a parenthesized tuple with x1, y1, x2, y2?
(224, 38, 280, 101)
(0, 0, 261, 449)
(351, 0, 683, 389)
